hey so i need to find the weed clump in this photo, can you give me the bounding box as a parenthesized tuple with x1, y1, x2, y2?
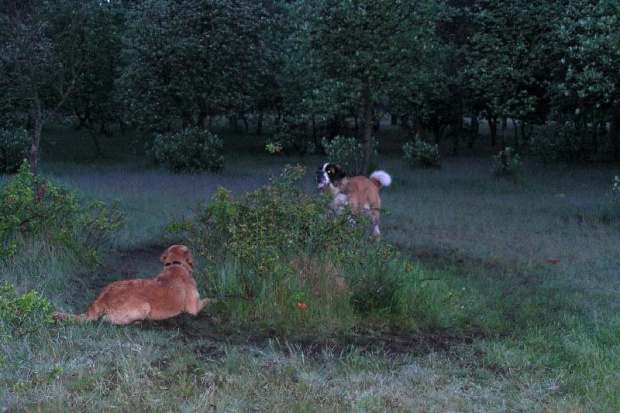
(492, 146, 522, 176)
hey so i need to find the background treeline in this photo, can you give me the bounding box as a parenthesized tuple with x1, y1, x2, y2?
(1, 0, 619, 173)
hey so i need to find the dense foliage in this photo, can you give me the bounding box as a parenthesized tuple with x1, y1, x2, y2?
(151, 127, 224, 173)
(321, 135, 378, 176)
(0, 127, 29, 172)
(0, 161, 124, 260)
(403, 139, 442, 168)
(0, 282, 53, 348)
(1, 0, 619, 168)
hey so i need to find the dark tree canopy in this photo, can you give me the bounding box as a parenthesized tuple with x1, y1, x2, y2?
(1, 0, 619, 169)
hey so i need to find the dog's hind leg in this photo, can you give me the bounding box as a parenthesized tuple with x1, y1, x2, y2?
(101, 302, 151, 325)
(371, 208, 381, 236)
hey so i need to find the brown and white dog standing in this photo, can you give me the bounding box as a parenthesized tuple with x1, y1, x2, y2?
(53, 245, 216, 325)
(316, 163, 392, 236)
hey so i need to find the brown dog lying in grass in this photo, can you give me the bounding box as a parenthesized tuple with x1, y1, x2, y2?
(53, 245, 216, 325)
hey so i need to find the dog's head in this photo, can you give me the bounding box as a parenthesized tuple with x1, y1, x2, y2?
(160, 245, 193, 269)
(316, 163, 346, 190)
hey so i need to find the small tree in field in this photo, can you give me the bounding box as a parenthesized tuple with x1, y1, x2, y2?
(0, 0, 93, 175)
(306, 0, 442, 175)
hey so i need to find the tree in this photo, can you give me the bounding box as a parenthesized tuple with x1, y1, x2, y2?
(64, 0, 125, 148)
(389, 36, 465, 151)
(552, 0, 620, 161)
(118, 0, 269, 133)
(305, 0, 442, 174)
(464, 0, 556, 149)
(0, 0, 91, 175)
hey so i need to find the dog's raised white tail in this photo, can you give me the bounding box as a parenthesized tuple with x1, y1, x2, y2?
(370, 170, 392, 187)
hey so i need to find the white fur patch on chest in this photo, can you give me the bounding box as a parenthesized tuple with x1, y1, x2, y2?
(331, 192, 349, 212)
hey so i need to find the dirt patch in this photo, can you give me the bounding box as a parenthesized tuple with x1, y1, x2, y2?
(142, 315, 486, 359)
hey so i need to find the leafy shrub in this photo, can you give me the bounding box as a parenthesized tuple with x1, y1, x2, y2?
(171, 165, 367, 281)
(492, 147, 522, 176)
(601, 175, 620, 223)
(151, 127, 224, 173)
(403, 138, 441, 168)
(0, 281, 53, 345)
(0, 127, 30, 173)
(169, 165, 467, 334)
(321, 135, 377, 176)
(527, 123, 595, 163)
(0, 161, 124, 261)
(268, 119, 315, 156)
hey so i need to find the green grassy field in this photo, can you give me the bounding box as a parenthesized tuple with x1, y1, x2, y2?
(2, 125, 620, 411)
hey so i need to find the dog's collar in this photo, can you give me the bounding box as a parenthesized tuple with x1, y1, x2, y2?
(164, 261, 184, 267)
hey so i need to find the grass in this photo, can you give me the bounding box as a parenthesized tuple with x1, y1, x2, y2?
(2, 124, 620, 411)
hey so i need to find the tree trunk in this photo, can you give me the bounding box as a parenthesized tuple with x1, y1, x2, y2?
(521, 120, 528, 143)
(512, 118, 519, 152)
(467, 114, 479, 148)
(450, 123, 460, 155)
(30, 97, 43, 176)
(610, 107, 620, 162)
(240, 114, 249, 134)
(311, 113, 317, 148)
(362, 82, 373, 175)
(228, 115, 238, 132)
(432, 119, 442, 144)
(255, 112, 263, 135)
(90, 130, 103, 158)
(391, 113, 398, 126)
(488, 114, 497, 146)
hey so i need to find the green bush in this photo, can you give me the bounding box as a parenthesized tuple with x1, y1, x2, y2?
(267, 119, 315, 156)
(402, 138, 441, 168)
(171, 165, 367, 280)
(321, 135, 377, 176)
(0, 161, 124, 261)
(492, 146, 522, 176)
(0, 281, 53, 345)
(151, 127, 224, 173)
(0, 127, 30, 173)
(169, 165, 465, 334)
(527, 123, 595, 163)
(601, 175, 620, 223)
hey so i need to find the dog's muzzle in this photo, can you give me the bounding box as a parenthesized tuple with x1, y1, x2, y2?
(316, 170, 328, 190)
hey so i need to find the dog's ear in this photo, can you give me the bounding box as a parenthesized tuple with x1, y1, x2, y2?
(333, 164, 346, 179)
(159, 248, 169, 264)
(184, 248, 194, 268)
